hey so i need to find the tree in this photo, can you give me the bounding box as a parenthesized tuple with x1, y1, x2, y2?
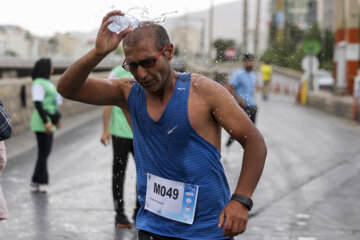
(213, 39, 236, 62)
(261, 20, 333, 72)
(261, 22, 306, 71)
(4, 50, 18, 57)
(319, 30, 334, 70)
(304, 23, 321, 43)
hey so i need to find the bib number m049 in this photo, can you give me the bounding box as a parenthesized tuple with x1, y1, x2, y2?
(153, 183, 179, 200)
(145, 173, 199, 224)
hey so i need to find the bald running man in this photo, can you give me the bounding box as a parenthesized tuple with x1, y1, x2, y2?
(57, 10, 267, 239)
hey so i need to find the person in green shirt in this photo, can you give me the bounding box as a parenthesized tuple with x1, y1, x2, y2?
(100, 65, 139, 228)
(30, 58, 62, 193)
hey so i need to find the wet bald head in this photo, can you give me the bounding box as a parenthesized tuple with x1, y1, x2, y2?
(123, 21, 170, 52)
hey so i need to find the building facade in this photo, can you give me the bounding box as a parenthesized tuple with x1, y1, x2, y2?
(317, 0, 335, 32)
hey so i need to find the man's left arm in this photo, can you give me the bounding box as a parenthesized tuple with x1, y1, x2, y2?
(205, 79, 267, 237)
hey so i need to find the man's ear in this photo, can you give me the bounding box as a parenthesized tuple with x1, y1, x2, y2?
(165, 43, 174, 61)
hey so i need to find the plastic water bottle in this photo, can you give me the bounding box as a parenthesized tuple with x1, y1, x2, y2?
(107, 15, 140, 33)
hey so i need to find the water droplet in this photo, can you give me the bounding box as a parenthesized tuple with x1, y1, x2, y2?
(296, 221, 307, 226)
(295, 213, 310, 219)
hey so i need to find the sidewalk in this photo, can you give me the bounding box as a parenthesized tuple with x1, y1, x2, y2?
(5, 108, 103, 160)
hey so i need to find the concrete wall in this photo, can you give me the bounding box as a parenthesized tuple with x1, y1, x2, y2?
(272, 65, 303, 79)
(0, 72, 109, 136)
(271, 65, 355, 122)
(307, 91, 354, 120)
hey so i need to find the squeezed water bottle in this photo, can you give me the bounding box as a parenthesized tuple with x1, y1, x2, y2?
(107, 15, 140, 33)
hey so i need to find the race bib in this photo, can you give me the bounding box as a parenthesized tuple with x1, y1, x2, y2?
(145, 173, 199, 224)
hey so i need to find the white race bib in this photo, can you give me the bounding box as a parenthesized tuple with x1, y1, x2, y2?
(145, 173, 199, 224)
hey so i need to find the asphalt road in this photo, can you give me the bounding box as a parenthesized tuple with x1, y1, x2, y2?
(1, 90, 360, 240)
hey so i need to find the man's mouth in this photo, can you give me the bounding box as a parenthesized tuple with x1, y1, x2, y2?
(141, 79, 154, 87)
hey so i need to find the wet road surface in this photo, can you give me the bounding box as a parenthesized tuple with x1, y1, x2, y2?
(1, 91, 360, 240)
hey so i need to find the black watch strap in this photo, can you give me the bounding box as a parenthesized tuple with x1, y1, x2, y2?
(230, 194, 253, 211)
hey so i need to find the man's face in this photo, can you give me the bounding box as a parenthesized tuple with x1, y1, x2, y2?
(123, 39, 172, 93)
(243, 59, 254, 71)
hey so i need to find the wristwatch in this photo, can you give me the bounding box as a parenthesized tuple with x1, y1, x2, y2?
(230, 194, 253, 211)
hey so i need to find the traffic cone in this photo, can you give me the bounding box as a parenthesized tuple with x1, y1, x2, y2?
(275, 83, 281, 94)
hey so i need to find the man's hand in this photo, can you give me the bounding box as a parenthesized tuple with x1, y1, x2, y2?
(95, 10, 132, 56)
(100, 131, 111, 146)
(218, 200, 249, 237)
(45, 122, 53, 134)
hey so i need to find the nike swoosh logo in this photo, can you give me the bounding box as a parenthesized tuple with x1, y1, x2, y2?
(167, 125, 178, 134)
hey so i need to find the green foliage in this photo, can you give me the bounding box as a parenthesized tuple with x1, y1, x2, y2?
(262, 21, 334, 72)
(260, 42, 305, 71)
(319, 30, 334, 70)
(213, 38, 236, 62)
(4, 50, 18, 57)
(304, 23, 322, 43)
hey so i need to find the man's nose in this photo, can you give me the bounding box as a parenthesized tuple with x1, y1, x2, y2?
(136, 65, 147, 79)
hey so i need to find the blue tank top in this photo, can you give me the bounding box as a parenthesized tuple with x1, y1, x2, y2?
(128, 73, 231, 239)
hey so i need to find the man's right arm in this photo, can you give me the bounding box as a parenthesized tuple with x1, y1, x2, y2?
(57, 49, 120, 105)
(57, 10, 132, 108)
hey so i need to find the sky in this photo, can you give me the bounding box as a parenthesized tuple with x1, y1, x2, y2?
(1, 0, 238, 37)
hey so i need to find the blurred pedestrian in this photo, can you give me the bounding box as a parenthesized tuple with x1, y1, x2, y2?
(225, 53, 258, 148)
(100, 65, 139, 228)
(0, 100, 12, 141)
(57, 10, 266, 239)
(0, 99, 11, 221)
(260, 60, 273, 100)
(0, 141, 8, 221)
(30, 58, 63, 193)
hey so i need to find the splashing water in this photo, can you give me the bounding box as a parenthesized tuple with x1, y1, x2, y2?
(126, 7, 151, 21)
(127, 7, 177, 24)
(108, 6, 177, 33)
(152, 11, 178, 24)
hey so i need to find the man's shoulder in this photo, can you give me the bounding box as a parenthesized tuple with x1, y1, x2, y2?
(190, 73, 219, 88)
(190, 73, 227, 100)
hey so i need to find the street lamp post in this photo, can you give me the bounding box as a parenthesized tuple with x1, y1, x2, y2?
(208, 0, 214, 59)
